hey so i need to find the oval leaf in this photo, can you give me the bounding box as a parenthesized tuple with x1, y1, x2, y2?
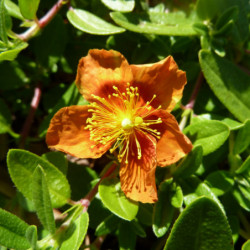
(25, 225, 37, 249)
(0, 208, 30, 249)
(110, 11, 196, 36)
(67, 8, 125, 35)
(18, 0, 39, 20)
(0, 98, 11, 134)
(199, 50, 250, 123)
(95, 214, 121, 236)
(153, 179, 182, 237)
(164, 197, 233, 250)
(184, 120, 229, 155)
(7, 149, 71, 208)
(99, 178, 139, 221)
(101, 0, 135, 12)
(60, 212, 89, 250)
(32, 165, 56, 233)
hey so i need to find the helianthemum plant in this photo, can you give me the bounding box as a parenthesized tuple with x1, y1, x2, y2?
(46, 49, 193, 203)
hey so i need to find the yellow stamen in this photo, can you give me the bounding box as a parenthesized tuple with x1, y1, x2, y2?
(86, 84, 162, 163)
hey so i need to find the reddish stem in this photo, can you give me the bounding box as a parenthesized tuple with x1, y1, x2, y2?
(77, 163, 117, 211)
(184, 71, 204, 110)
(19, 84, 42, 148)
(18, 0, 68, 41)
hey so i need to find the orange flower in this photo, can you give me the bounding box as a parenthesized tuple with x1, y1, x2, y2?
(46, 49, 192, 203)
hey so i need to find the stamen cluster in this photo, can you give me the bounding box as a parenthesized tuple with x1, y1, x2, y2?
(86, 83, 162, 163)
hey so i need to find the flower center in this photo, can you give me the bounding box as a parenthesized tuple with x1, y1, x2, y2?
(85, 83, 162, 163)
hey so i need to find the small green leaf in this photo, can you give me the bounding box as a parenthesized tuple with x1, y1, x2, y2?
(99, 177, 139, 221)
(173, 145, 203, 178)
(60, 212, 89, 250)
(0, 98, 11, 134)
(32, 165, 56, 234)
(18, 0, 40, 20)
(0, 0, 9, 44)
(118, 222, 137, 250)
(235, 156, 250, 175)
(233, 175, 250, 212)
(101, 0, 135, 12)
(25, 225, 37, 249)
(131, 219, 146, 238)
(67, 8, 125, 35)
(233, 120, 250, 155)
(7, 149, 71, 208)
(164, 197, 233, 250)
(110, 11, 197, 36)
(4, 0, 23, 20)
(95, 214, 121, 236)
(242, 240, 250, 250)
(180, 176, 225, 213)
(0, 41, 28, 62)
(42, 151, 68, 175)
(199, 50, 250, 122)
(205, 171, 234, 196)
(184, 120, 230, 155)
(153, 179, 182, 237)
(0, 208, 30, 249)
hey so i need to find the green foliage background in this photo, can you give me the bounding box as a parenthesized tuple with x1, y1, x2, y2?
(0, 0, 249, 249)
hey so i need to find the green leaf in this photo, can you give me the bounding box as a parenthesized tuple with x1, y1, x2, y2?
(180, 176, 225, 213)
(18, 0, 40, 20)
(0, 41, 28, 61)
(235, 156, 250, 175)
(32, 165, 56, 234)
(233, 120, 250, 154)
(199, 50, 250, 122)
(42, 151, 68, 175)
(164, 197, 233, 250)
(67, 8, 125, 35)
(173, 145, 203, 178)
(110, 11, 197, 36)
(4, 0, 23, 20)
(131, 219, 146, 238)
(153, 179, 182, 238)
(242, 240, 250, 250)
(0, 208, 30, 249)
(25, 225, 37, 249)
(205, 170, 234, 196)
(99, 177, 139, 221)
(0, 98, 11, 134)
(118, 222, 137, 250)
(0, 0, 8, 44)
(7, 149, 71, 208)
(60, 212, 89, 250)
(101, 0, 135, 12)
(233, 175, 250, 211)
(184, 120, 230, 155)
(95, 214, 121, 236)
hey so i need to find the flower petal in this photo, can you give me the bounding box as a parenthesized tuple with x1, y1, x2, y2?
(131, 56, 187, 112)
(151, 110, 192, 166)
(119, 131, 158, 203)
(75, 49, 133, 102)
(46, 105, 110, 159)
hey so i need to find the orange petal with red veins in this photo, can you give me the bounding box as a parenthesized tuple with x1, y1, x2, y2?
(151, 110, 192, 166)
(46, 105, 110, 159)
(119, 132, 158, 203)
(75, 49, 133, 102)
(131, 56, 186, 112)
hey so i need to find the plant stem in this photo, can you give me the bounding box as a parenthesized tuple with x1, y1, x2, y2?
(18, 0, 68, 41)
(69, 163, 117, 211)
(19, 84, 42, 148)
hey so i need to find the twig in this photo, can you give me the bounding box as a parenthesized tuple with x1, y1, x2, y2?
(69, 163, 117, 211)
(19, 84, 42, 148)
(18, 0, 68, 41)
